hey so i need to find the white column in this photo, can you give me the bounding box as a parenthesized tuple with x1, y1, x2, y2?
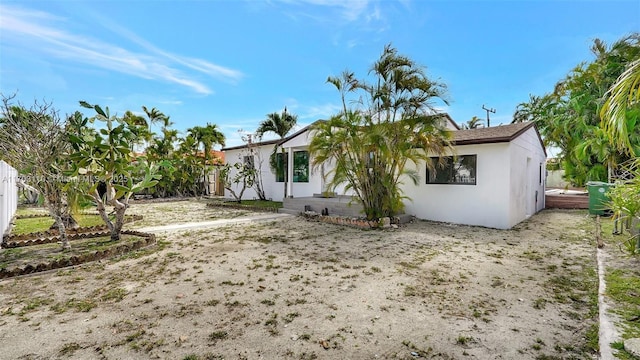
(287, 147, 294, 198)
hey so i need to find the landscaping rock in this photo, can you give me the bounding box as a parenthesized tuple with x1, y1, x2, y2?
(380, 217, 391, 228)
(624, 338, 640, 359)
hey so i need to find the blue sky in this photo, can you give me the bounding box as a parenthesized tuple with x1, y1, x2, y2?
(1, 1, 638, 148)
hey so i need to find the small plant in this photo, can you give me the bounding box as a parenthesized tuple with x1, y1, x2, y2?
(456, 335, 474, 346)
(59, 342, 81, 356)
(208, 331, 228, 343)
(261, 299, 276, 306)
(284, 312, 300, 323)
(533, 298, 547, 310)
(264, 313, 279, 336)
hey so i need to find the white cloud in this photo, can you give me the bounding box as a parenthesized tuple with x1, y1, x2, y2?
(272, 0, 391, 27)
(0, 4, 243, 94)
(299, 103, 341, 120)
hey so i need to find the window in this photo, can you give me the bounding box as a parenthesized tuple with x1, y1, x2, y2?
(293, 151, 309, 183)
(426, 155, 477, 185)
(539, 163, 543, 185)
(275, 152, 287, 182)
(243, 155, 255, 170)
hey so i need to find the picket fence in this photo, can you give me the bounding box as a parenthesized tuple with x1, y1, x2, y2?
(0, 160, 18, 237)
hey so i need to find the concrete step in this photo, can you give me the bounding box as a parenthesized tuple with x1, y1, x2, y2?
(283, 197, 363, 218)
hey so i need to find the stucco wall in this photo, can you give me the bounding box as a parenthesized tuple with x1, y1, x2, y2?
(224, 142, 323, 201)
(507, 127, 546, 227)
(402, 143, 512, 229)
(546, 170, 568, 188)
(224, 144, 282, 201)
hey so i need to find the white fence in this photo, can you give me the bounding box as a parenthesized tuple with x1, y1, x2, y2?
(0, 160, 18, 237)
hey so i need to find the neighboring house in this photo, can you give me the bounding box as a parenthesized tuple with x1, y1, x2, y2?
(222, 117, 546, 229)
(0, 160, 18, 237)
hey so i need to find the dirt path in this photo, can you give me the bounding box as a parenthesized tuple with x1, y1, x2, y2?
(0, 204, 600, 360)
(137, 213, 292, 233)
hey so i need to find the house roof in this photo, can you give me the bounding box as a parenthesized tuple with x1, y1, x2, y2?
(222, 117, 545, 156)
(451, 121, 546, 156)
(442, 113, 461, 130)
(221, 138, 280, 151)
(221, 121, 321, 151)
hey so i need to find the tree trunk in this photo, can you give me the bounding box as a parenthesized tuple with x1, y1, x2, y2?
(50, 214, 79, 231)
(46, 201, 70, 250)
(111, 206, 126, 241)
(93, 189, 115, 233)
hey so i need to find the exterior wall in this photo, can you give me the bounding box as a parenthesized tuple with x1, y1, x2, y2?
(224, 125, 546, 229)
(546, 169, 568, 188)
(402, 143, 512, 229)
(224, 144, 284, 201)
(281, 130, 321, 199)
(0, 161, 18, 236)
(507, 127, 547, 227)
(223, 141, 324, 201)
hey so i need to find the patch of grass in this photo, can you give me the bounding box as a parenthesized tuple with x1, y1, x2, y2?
(264, 313, 279, 336)
(0, 234, 153, 271)
(285, 298, 307, 306)
(533, 297, 547, 310)
(51, 298, 97, 313)
(220, 280, 245, 286)
(59, 342, 81, 356)
(284, 312, 300, 323)
(126, 329, 146, 342)
(12, 214, 107, 235)
(606, 268, 640, 339)
(19, 296, 54, 315)
(205, 299, 220, 306)
(261, 299, 276, 306)
(99, 287, 127, 302)
(208, 331, 228, 343)
(611, 342, 636, 360)
(456, 335, 474, 346)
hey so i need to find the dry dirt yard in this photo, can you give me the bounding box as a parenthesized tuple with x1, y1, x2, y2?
(0, 200, 600, 360)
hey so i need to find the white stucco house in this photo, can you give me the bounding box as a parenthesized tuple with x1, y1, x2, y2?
(222, 117, 546, 229)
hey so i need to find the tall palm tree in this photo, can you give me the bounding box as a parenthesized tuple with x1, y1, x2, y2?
(187, 123, 226, 195)
(142, 106, 170, 133)
(255, 108, 298, 198)
(309, 45, 452, 220)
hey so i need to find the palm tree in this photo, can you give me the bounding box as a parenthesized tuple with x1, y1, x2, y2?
(187, 123, 226, 195)
(142, 106, 169, 133)
(601, 58, 640, 155)
(123, 111, 151, 152)
(462, 116, 483, 129)
(309, 45, 452, 220)
(255, 108, 298, 198)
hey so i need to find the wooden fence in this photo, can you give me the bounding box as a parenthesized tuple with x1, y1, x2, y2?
(0, 161, 18, 236)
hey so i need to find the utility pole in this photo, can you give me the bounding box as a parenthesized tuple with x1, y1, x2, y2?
(482, 105, 496, 127)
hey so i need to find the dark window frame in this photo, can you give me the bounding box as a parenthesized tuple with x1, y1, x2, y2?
(275, 152, 287, 183)
(426, 155, 477, 185)
(293, 150, 309, 183)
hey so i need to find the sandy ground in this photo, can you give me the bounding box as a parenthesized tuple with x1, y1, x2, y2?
(0, 200, 601, 360)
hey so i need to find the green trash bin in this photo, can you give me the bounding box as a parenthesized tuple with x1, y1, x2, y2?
(586, 181, 614, 215)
